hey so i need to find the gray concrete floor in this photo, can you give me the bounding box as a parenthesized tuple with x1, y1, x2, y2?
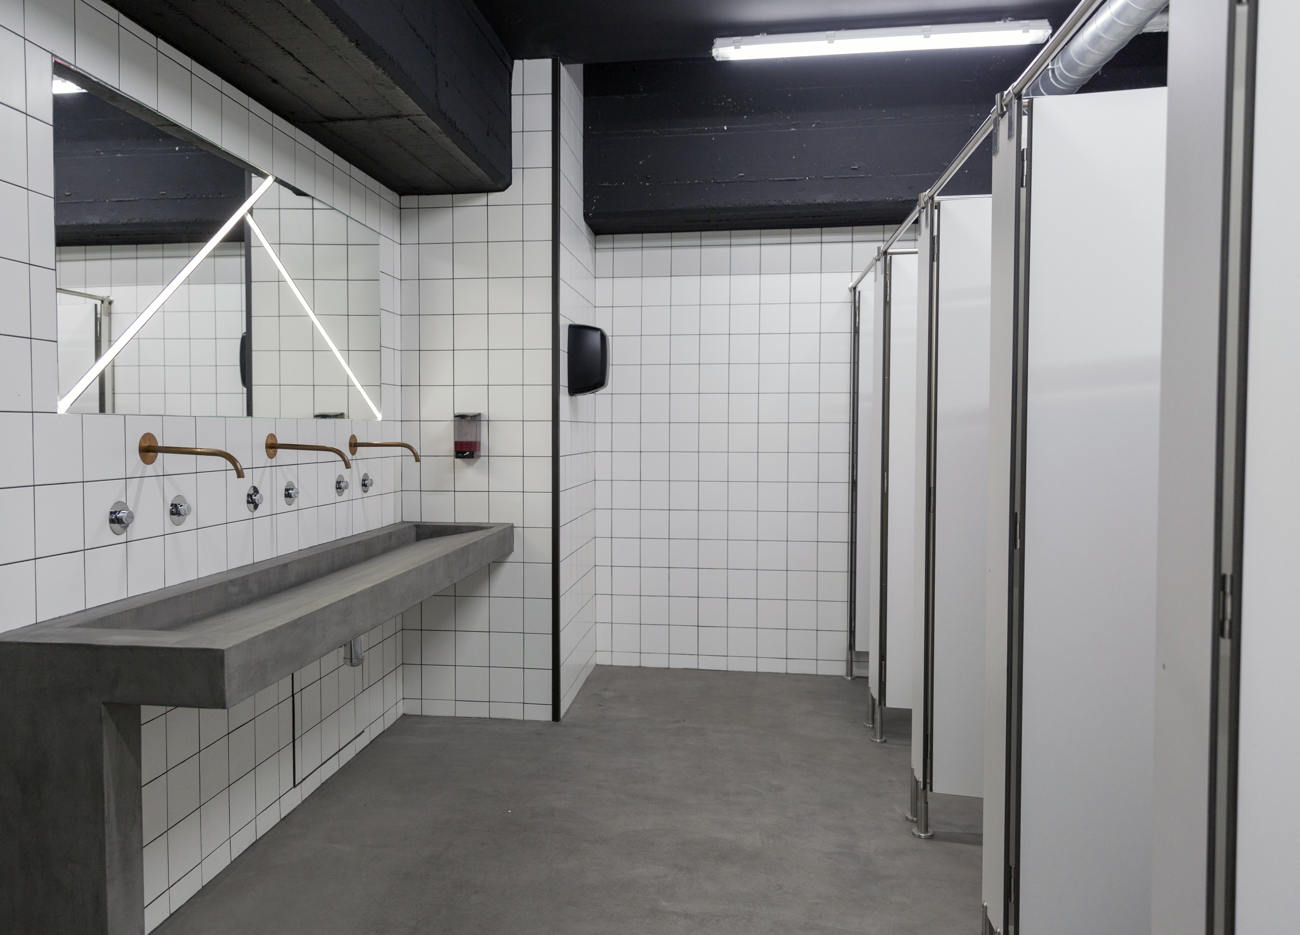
(156, 667, 981, 935)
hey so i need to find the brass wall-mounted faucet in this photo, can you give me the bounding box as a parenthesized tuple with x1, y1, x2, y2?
(139, 433, 245, 478)
(348, 434, 421, 462)
(265, 433, 351, 469)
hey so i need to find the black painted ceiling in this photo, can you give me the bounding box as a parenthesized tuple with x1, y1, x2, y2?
(108, 0, 513, 195)
(475, 0, 1095, 64)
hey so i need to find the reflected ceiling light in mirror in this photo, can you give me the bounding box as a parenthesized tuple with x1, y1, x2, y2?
(244, 216, 382, 421)
(56, 174, 277, 414)
(711, 20, 1053, 61)
(51, 76, 86, 94)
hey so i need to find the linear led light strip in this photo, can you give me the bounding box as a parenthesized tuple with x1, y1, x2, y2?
(56, 174, 278, 414)
(712, 20, 1054, 61)
(245, 216, 382, 421)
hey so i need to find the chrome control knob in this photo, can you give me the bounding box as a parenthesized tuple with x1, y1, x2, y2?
(361, 473, 373, 493)
(335, 475, 349, 496)
(284, 481, 299, 505)
(169, 495, 191, 526)
(108, 502, 134, 535)
(246, 485, 263, 513)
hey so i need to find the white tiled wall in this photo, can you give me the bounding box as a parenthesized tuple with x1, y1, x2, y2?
(594, 227, 892, 674)
(140, 620, 400, 931)
(0, 1, 407, 928)
(396, 59, 554, 722)
(556, 64, 598, 715)
(56, 242, 246, 417)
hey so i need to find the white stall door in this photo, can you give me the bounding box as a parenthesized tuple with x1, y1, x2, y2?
(931, 195, 991, 798)
(1019, 87, 1166, 934)
(1236, 2, 1300, 929)
(853, 281, 874, 654)
(860, 254, 917, 713)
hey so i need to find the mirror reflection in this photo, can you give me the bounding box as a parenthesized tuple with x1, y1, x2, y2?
(52, 68, 381, 420)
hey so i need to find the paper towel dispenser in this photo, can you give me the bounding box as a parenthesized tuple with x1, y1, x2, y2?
(567, 324, 608, 395)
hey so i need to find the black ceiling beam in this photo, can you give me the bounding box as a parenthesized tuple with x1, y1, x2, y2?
(585, 38, 1166, 234)
(109, 0, 512, 195)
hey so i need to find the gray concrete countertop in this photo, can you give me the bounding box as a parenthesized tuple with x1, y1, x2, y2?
(0, 521, 513, 709)
(0, 520, 513, 935)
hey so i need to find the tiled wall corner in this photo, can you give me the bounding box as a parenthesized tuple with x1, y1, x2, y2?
(397, 59, 554, 722)
(556, 63, 598, 714)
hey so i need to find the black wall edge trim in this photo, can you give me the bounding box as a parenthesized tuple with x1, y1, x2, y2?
(550, 59, 563, 723)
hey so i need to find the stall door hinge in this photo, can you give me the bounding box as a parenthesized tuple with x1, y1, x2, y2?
(1219, 573, 1234, 640)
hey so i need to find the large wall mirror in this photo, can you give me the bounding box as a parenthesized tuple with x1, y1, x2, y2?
(52, 64, 381, 420)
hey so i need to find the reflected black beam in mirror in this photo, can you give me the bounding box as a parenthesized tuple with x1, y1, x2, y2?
(53, 71, 247, 247)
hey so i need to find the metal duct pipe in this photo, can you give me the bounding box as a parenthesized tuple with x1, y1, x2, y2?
(1026, 0, 1167, 95)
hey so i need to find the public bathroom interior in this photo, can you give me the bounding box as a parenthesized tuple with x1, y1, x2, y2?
(0, 0, 1293, 932)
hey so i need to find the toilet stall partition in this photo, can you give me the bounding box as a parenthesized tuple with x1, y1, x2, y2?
(857, 249, 919, 742)
(907, 195, 992, 839)
(985, 86, 1167, 935)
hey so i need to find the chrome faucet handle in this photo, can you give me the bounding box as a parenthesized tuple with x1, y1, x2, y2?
(361, 473, 373, 493)
(246, 485, 263, 513)
(335, 475, 350, 496)
(169, 495, 191, 526)
(108, 502, 134, 535)
(284, 481, 299, 505)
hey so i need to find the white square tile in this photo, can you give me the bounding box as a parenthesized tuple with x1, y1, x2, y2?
(0, 104, 25, 187)
(22, 49, 51, 131)
(0, 182, 28, 263)
(127, 534, 164, 595)
(84, 542, 127, 607)
(73, 1, 119, 85)
(118, 26, 158, 107)
(25, 0, 75, 55)
(0, 559, 35, 632)
(34, 482, 83, 556)
(35, 549, 83, 619)
(32, 412, 82, 484)
(26, 116, 54, 198)
(82, 414, 126, 480)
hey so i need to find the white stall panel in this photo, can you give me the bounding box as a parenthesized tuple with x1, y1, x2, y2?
(932, 195, 991, 797)
(1019, 87, 1165, 934)
(859, 255, 917, 714)
(981, 103, 1024, 929)
(886, 253, 918, 713)
(1237, 2, 1300, 928)
(863, 270, 887, 690)
(854, 280, 875, 654)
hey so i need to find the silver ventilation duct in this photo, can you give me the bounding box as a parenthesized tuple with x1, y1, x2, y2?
(1026, 0, 1168, 96)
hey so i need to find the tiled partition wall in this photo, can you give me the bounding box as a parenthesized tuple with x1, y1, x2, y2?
(593, 227, 891, 673)
(556, 63, 598, 714)
(0, 1, 406, 927)
(397, 59, 555, 721)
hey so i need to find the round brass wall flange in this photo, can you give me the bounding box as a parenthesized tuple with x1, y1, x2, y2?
(139, 432, 158, 465)
(265, 432, 278, 459)
(348, 434, 360, 456)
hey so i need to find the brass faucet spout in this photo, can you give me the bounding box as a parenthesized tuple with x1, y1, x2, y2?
(139, 433, 245, 478)
(348, 434, 421, 462)
(265, 433, 351, 469)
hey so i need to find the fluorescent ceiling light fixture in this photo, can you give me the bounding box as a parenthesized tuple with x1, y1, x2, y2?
(712, 19, 1053, 61)
(51, 76, 86, 94)
(245, 216, 382, 421)
(57, 174, 277, 414)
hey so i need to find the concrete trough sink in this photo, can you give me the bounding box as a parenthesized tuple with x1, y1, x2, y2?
(0, 521, 513, 934)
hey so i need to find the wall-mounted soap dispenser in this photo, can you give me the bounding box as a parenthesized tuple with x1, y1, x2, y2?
(454, 413, 482, 459)
(567, 324, 609, 395)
